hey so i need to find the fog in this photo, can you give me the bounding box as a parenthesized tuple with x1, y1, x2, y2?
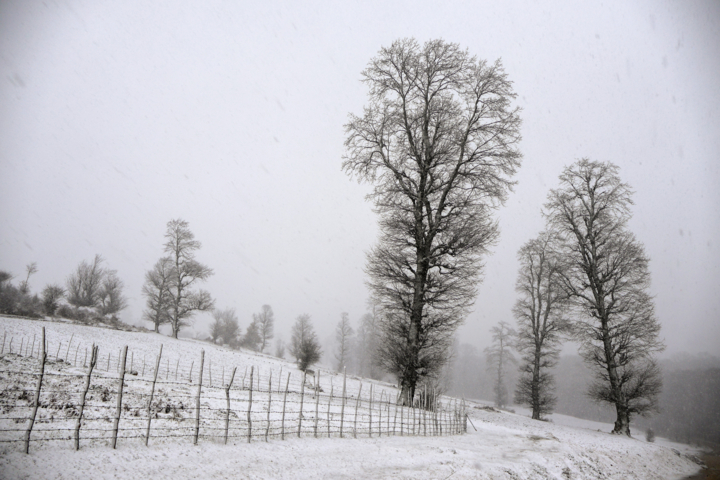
(1, 1, 719, 359)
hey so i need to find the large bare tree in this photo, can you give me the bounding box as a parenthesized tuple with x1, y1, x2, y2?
(163, 219, 214, 338)
(513, 232, 570, 419)
(343, 38, 522, 404)
(545, 159, 664, 436)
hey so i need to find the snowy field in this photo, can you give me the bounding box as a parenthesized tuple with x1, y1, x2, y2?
(0, 316, 704, 479)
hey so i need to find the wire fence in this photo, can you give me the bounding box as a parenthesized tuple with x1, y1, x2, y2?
(0, 327, 467, 453)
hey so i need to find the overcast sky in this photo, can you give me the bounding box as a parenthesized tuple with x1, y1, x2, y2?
(1, 0, 718, 357)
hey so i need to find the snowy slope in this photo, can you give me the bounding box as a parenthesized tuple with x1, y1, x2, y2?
(0, 317, 704, 480)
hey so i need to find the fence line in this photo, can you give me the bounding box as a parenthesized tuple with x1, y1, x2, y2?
(0, 331, 467, 453)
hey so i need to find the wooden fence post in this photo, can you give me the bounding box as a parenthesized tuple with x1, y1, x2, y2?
(369, 384, 373, 438)
(0, 331, 5, 354)
(56, 341, 62, 360)
(107, 352, 111, 371)
(265, 371, 272, 442)
(74, 344, 80, 366)
(423, 385, 428, 436)
(65, 334, 74, 361)
(340, 368, 347, 438)
(354, 383, 362, 438)
(112, 345, 128, 449)
(392, 401, 398, 436)
(174, 359, 178, 380)
(313, 370, 320, 438)
(247, 365, 253, 444)
(281, 372, 290, 440)
(20, 338, 24, 356)
(189, 360, 194, 383)
(83, 347, 87, 368)
(24, 327, 46, 454)
(193, 350, 204, 445)
(297, 372, 306, 438)
(76, 344, 98, 450)
(145, 344, 163, 446)
(30, 334, 35, 357)
(327, 385, 333, 438)
(224, 367, 237, 445)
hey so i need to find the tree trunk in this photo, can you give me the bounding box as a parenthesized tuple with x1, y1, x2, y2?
(612, 401, 631, 436)
(399, 242, 430, 406)
(531, 345, 541, 420)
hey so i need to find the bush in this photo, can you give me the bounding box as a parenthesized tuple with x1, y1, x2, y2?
(646, 428, 656, 442)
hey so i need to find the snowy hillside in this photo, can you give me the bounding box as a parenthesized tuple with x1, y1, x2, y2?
(0, 317, 704, 479)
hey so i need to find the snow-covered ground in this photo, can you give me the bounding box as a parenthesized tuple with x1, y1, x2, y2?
(0, 317, 704, 479)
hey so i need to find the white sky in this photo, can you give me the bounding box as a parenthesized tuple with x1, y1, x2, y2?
(1, 0, 718, 356)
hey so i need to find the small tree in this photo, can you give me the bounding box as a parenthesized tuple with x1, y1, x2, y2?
(66, 255, 106, 308)
(240, 320, 262, 351)
(290, 314, 322, 372)
(210, 308, 239, 345)
(210, 316, 224, 344)
(355, 310, 382, 379)
(19, 262, 38, 295)
(97, 270, 127, 316)
(163, 219, 215, 338)
(513, 232, 570, 419)
(142, 257, 174, 333)
(41, 284, 65, 317)
(274, 337, 286, 359)
(252, 305, 275, 353)
(485, 321, 516, 408)
(335, 312, 354, 372)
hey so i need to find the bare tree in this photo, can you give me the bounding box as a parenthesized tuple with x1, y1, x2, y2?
(163, 219, 214, 338)
(485, 321, 516, 408)
(343, 38, 522, 404)
(19, 262, 38, 295)
(252, 304, 275, 352)
(66, 255, 106, 308)
(274, 337, 286, 359)
(240, 320, 261, 351)
(335, 312, 354, 372)
(41, 284, 65, 317)
(290, 314, 322, 372)
(545, 159, 664, 436)
(141, 257, 174, 333)
(209, 314, 224, 344)
(354, 309, 382, 379)
(513, 232, 570, 419)
(210, 308, 239, 346)
(97, 270, 127, 316)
